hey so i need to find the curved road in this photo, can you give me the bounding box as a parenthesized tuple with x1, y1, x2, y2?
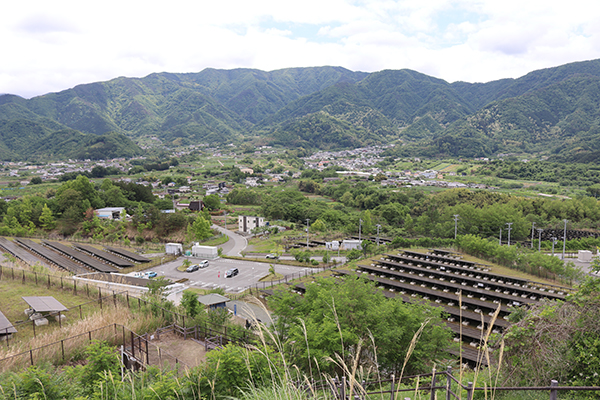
(212, 224, 247, 257)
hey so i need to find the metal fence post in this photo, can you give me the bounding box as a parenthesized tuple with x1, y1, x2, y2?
(549, 380, 558, 400)
(390, 374, 395, 400)
(341, 376, 346, 400)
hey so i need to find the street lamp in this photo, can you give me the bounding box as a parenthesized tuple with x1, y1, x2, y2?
(562, 219, 568, 260)
(453, 214, 459, 240)
(537, 228, 543, 252)
(306, 219, 310, 248)
(359, 218, 363, 242)
(506, 222, 513, 246)
(551, 237, 557, 257)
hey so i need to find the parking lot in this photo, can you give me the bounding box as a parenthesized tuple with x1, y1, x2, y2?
(148, 257, 314, 293)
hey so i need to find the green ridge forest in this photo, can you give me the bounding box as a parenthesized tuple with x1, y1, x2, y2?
(4, 59, 600, 160)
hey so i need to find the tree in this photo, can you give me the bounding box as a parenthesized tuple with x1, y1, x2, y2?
(180, 290, 201, 317)
(361, 239, 374, 257)
(91, 165, 108, 178)
(30, 176, 42, 185)
(346, 248, 362, 261)
(268, 276, 451, 374)
(187, 215, 212, 242)
(39, 203, 56, 230)
(203, 194, 221, 211)
(311, 218, 327, 232)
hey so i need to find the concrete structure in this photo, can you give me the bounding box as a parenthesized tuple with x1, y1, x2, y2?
(578, 250, 593, 262)
(165, 243, 183, 255)
(238, 215, 266, 234)
(95, 207, 125, 220)
(191, 244, 218, 259)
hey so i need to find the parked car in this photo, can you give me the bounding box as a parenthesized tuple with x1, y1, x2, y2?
(199, 260, 209, 268)
(186, 264, 199, 273)
(225, 268, 239, 278)
(146, 271, 157, 278)
(265, 253, 279, 259)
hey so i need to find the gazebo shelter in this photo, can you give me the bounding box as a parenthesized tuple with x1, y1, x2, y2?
(197, 293, 230, 310)
(22, 296, 68, 328)
(0, 311, 17, 341)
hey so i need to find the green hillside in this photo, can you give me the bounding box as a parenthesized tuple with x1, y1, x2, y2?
(4, 60, 600, 159)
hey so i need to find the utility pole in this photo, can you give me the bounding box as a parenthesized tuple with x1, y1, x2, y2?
(506, 222, 513, 246)
(376, 224, 381, 246)
(551, 236, 557, 257)
(499, 228, 502, 245)
(306, 218, 310, 248)
(537, 228, 543, 252)
(531, 222, 535, 248)
(562, 219, 568, 260)
(453, 214, 460, 240)
(359, 218, 362, 242)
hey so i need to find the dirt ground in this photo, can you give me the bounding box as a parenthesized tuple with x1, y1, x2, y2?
(146, 331, 207, 369)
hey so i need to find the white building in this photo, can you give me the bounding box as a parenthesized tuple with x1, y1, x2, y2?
(95, 207, 126, 220)
(341, 239, 362, 250)
(238, 215, 266, 234)
(192, 245, 218, 259)
(165, 243, 183, 255)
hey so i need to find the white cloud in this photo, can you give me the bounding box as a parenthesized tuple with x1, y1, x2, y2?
(2, 0, 600, 97)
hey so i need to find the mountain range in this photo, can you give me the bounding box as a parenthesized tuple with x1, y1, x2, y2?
(3, 59, 600, 161)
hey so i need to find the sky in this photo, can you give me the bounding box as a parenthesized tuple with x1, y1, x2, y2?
(3, 0, 600, 99)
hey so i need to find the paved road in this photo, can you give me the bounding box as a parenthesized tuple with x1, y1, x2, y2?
(213, 224, 247, 257)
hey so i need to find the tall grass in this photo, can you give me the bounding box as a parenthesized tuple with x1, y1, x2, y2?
(0, 305, 168, 373)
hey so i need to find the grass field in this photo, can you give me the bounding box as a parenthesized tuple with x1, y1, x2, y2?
(0, 276, 118, 347)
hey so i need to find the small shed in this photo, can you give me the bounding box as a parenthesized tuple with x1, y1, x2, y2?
(165, 243, 183, 255)
(189, 200, 205, 212)
(192, 245, 218, 259)
(197, 293, 229, 310)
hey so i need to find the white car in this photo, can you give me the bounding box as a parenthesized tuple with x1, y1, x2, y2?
(199, 260, 209, 268)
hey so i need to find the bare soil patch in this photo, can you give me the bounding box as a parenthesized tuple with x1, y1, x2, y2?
(147, 331, 207, 369)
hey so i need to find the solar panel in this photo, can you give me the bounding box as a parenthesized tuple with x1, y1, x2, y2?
(0, 311, 17, 334)
(22, 296, 68, 313)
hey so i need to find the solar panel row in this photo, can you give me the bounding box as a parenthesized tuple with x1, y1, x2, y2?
(73, 244, 134, 268)
(0, 237, 50, 268)
(104, 246, 150, 263)
(42, 241, 118, 273)
(15, 239, 90, 275)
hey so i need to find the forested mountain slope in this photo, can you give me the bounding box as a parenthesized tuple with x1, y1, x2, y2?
(3, 59, 600, 159)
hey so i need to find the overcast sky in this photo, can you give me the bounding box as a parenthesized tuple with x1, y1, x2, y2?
(3, 0, 600, 98)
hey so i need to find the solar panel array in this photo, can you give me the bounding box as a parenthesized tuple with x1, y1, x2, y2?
(0, 237, 50, 268)
(43, 241, 118, 273)
(73, 244, 134, 268)
(104, 246, 150, 263)
(15, 238, 89, 275)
